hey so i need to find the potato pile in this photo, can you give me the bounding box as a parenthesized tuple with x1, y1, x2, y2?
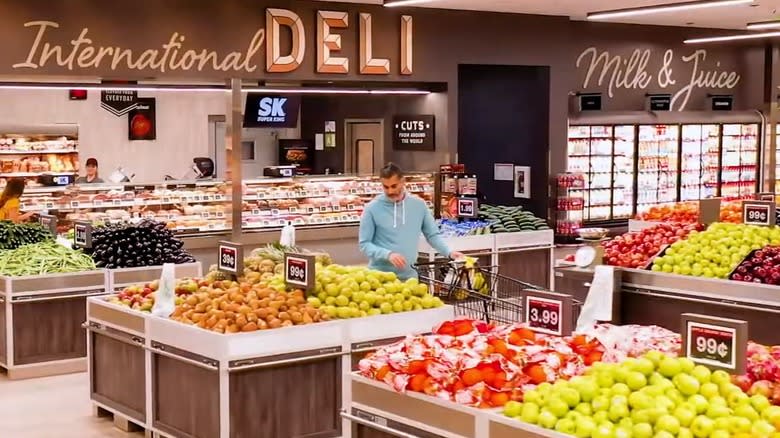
(170, 280, 329, 333)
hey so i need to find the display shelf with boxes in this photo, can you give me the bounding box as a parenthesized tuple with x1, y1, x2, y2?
(0, 124, 80, 185)
(16, 173, 436, 236)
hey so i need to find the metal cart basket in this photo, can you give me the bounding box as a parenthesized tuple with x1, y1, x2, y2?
(414, 260, 582, 325)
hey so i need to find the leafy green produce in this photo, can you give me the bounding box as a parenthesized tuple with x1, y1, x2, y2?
(0, 220, 53, 250)
(0, 241, 96, 276)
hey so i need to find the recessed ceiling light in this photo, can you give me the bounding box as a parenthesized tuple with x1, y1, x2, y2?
(747, 20, 780, 30)
(384, 0, 442, 7)
(685, 30, 780, 43)
(587, 0, 754, 20)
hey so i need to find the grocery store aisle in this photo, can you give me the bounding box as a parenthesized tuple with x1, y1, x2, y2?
(0, 371, 143, 438)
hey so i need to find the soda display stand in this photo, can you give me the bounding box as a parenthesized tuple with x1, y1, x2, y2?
(345, 374, 568, 438)
(85, 296, 454, 438)
(418, 230, 555, 289)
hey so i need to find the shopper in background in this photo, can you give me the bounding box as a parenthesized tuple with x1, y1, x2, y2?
(359, 163, 463, 280)
(0, 178, 33, 223)
(76, 158, 104, 184)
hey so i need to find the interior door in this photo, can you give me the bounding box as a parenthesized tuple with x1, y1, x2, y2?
(346, 121, 383, 174)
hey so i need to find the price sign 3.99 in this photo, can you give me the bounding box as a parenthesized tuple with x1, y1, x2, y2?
(520, 290, 574, 337)
(217, 241, 244, 277)
(284, 253, 316, 292)
(681, 314, 748, 374)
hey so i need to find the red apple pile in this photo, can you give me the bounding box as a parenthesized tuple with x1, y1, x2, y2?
(730, 246, 780, 285)
(732, 342, 780, 405)
(602, 222, 704, 268)
(108, 278, 199, 312)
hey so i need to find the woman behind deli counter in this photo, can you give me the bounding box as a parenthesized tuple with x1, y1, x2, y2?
(75, 158, 104, 184)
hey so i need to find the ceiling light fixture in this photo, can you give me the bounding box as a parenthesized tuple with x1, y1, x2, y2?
(0, 82, 431, 95)
(383, 0, 441, 8)
(684, 30, 780, 43)
(747, 20, 780, 30)
(587, 0, 754, 20)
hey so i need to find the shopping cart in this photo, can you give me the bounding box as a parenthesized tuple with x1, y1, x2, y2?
(414, 260, 583, 325)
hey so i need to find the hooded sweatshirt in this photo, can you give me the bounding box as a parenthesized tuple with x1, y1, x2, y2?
(359, 192, 452, 280)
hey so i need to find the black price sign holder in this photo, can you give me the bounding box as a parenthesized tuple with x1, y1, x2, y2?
(758, 192, 776, 202)
(742, 201, 776, 227)
(456, 196, 479, 220)
(73, 220, 93, 249)
(681, 313, 748, 374)
(39, 214, 58, 236)
(217, 241, 244, 277)
(520, 289, 574, 336)
(284, 253, 316, 292)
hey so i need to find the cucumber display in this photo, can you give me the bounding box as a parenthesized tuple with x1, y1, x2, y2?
(479, 204, 550, 233)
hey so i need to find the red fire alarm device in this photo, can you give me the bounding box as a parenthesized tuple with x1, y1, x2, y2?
(69, 89, 88, 100)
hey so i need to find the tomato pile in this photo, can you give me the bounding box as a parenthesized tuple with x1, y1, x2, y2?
(359, 319, 605, 408)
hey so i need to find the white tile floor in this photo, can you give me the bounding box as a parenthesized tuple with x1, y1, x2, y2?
(0, 371, 143, 438)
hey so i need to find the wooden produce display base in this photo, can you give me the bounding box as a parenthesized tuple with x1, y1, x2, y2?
(86, 296, 455, 438)
(345, 374, 570, 438)
(418, 230, 556, 290)
(0, 270, 108, 380)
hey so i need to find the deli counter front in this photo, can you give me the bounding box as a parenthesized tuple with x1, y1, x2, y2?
(16, 173, 436, 265)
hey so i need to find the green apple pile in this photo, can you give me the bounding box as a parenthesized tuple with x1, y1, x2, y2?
(266, 264, 444, 319)
(503, 351, 780, 438)
(651, 223, 780, 279)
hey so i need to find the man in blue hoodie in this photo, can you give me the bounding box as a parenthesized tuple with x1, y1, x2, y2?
(359, 163, 462, 280)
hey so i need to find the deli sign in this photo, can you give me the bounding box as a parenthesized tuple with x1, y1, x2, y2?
(8, 7, 414, 77)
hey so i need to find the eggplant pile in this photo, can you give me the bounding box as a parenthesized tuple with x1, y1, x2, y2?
(87, 220, 196, 269)
(0, 221, 53, 250)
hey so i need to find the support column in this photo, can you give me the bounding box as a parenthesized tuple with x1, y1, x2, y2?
(764, 44, 779, 192)
(226, 79, 244, 242)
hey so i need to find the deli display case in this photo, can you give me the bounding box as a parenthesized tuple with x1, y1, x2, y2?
(18, 173, 435, 234)
(17, 173, 436, 265)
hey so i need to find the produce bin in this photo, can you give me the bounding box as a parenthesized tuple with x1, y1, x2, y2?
(86, 296, 148, 430)
(345, 373, 492, 438)
(107, 262, 203, 292)
(495, 230, 555, 290)
(619, 268, 780, 345)
(0, 269, 108, 379)
(86, 294, 455, 438)
(419, 231, 555, 290)
(484, 412, 568, 438)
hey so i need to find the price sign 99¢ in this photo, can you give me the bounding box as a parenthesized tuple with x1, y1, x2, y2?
(284, 253, 316, 292)
(681, 314, 747, 373)
(742, 201, 775, 227)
